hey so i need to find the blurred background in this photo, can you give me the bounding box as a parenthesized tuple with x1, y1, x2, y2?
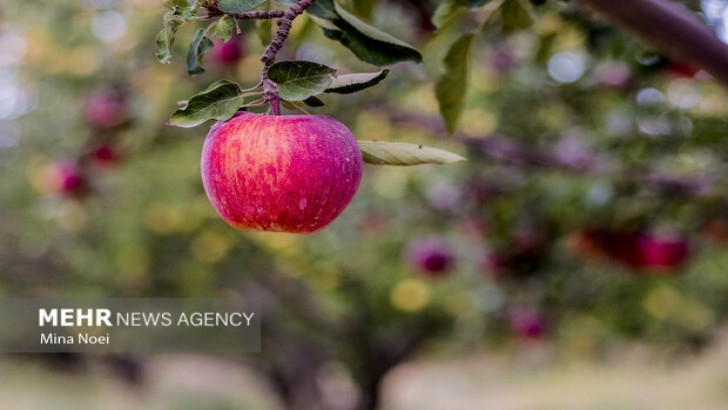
(4, 0, 728, 409)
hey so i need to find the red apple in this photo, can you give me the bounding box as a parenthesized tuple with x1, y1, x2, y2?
(209, 38, 244, 66)
(634, 233, 688, 269)
(665, 61, 698, 78)
(201, 112, 363, 234)
(40, 161, 85, 195)
(509, 308, 545, 340)
(90, 145, 118, 166)
(82, 88, 127, 129)
(405, 236, 455, 277)
(569, 228, 689, 271)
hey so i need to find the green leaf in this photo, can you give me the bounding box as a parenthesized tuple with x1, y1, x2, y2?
(187, 28, 214, 75)
(167, 0, 192, 8)
(256, 1, 272, 46)
(268, 61, 336, 101)
(358, 141, 466, 166)
(171, 4, 196, 19)
(155, 29, 174, 64)
(306, 0, 339, 19)
(432, 0, 468, 29)
(218, 0, 268, 13)
(208, 16, 236, 42)
(500, 0, 534, 29)
(167, 80, 251, 127)
(303, 96, 325, 107)
(324, 3, 422, 66)
(155, 8, 190, 63)
(436, 33, 475, 134)
(325, 69, 389, 94)
(256, 19, 272, 46)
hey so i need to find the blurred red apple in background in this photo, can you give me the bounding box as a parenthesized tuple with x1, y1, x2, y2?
(569, 228, 689, 271)
(90, 145, 118, 166)
(209, 38, 244, 66)
(38, 161, 85, 195)
(665, 61, 698, 78)
(201, 112, 363, 234)
(82, 87, 127, 129)
(634, 233, 689, 269)
(509, 307, 545, 340)
(405, 236, 455, 277)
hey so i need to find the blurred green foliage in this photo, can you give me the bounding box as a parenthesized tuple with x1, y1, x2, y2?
(5, 0, 728, 407)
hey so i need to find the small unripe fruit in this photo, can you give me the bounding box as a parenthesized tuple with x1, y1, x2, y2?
(405, 236, 455, 277)
(201, 112, 363, 234)
(209, 38, 244, 65)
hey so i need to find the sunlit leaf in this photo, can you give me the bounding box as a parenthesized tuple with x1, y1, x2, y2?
(433, 0, 468, 29)
(325, 69, 389, 94)
(208, 16, 236, 42)
(358, 141, 466, 165)
(155, 7, 193, 63)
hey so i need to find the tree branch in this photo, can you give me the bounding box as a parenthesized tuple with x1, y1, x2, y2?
(260, 0, 317, 115)
(227, 9, 285, 20)
(574, 0, 728, 89)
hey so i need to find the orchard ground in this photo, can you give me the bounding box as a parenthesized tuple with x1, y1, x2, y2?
(3, 333, 728, 410)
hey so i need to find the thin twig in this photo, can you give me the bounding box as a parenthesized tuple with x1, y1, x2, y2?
(227, 10, 285, 20)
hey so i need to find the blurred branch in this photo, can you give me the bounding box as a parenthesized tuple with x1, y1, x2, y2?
(574, 0, 728, 89)
(381, 106, 714, 197)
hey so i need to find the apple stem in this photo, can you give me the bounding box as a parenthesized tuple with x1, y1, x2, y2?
(259, 0, 317, 115)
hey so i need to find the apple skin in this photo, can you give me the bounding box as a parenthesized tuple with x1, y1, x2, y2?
(201, 112, 363, 234)
(405, 236, 455, 277)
